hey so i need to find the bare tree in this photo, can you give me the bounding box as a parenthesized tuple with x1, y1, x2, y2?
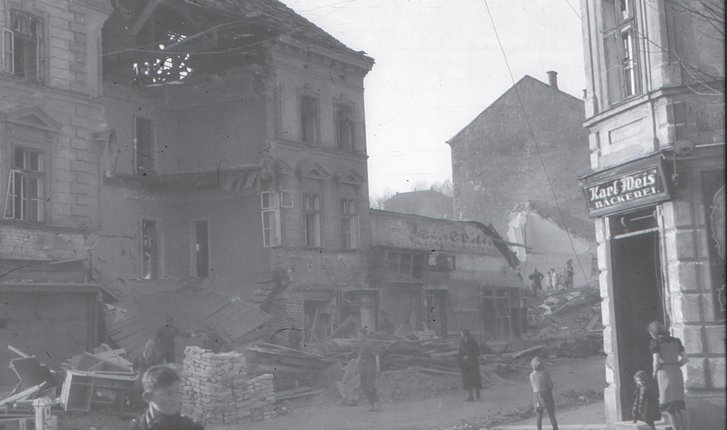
(665, 0, 724, 38)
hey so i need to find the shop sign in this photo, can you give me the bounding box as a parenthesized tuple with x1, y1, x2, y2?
(582, 163, 670, 217)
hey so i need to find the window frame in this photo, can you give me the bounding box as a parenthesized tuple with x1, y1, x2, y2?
(3, 146, 44, 223)
(335, 103, 355, 152)
(2, 10, 44, 81)
(299, 94, 320, 145)
(600, 0, 641, 106)
(261, 191, 281, 247)
(190, 219, 210, 278)
(340, 197, 360, 250)
(303, 192, 321, 248)
(386, 250, 425, 279)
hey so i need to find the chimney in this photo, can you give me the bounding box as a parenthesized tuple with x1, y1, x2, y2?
(546, 71, 558, 89)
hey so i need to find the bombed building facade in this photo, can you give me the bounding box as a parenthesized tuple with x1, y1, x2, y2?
(579, 0, 725, 428)
(0, 0, 373, 363)
(369, 210, 527, 342)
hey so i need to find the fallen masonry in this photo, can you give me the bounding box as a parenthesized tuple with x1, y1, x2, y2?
(181, 346, 276, 425)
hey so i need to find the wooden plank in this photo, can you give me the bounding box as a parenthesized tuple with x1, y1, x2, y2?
(510, 345, 544, 360)
(0, 383, 46, 407)
(7, 345, 29, 358)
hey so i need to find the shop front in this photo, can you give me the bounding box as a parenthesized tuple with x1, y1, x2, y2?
(581, 148, 725, 427)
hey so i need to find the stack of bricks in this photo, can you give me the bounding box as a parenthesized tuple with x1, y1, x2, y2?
(181, 346, 276, 425)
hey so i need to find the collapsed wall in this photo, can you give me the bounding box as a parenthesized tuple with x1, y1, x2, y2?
(182, 346, 276, 425)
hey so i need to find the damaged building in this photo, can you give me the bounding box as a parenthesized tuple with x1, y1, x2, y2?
(369, 210, 527, 343)
(0, 0, 374, 363)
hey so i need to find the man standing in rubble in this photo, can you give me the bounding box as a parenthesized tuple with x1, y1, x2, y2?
(154, 317, 190, 364)
(357, 328, 378, 411)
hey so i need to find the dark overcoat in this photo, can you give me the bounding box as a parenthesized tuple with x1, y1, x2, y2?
(457, 337, 482, 389)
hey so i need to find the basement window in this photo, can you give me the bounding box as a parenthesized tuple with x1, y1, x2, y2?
(4, 147, 44, 222)
(2, 11, 44, 80)
(132, 31, 193, 85)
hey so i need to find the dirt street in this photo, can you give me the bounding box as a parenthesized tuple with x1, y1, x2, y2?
(212, 355, 606, 430)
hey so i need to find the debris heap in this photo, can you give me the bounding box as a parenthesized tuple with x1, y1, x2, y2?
(181, 346, 275, 425)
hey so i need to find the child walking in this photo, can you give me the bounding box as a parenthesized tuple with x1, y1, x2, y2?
(130, 364, 204, 430)
(529, 357, 559, 430)
(631, 370, 661, 430)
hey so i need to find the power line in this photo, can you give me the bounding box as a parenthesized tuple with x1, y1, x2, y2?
(481, 0, 591, 285)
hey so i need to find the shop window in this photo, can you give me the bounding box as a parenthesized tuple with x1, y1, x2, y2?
(303, 193, 321, 248)
(386, 251, 425, 279)
(141, 219, 160, 279)
(300, 95, 319, 144)
(2, 11, 43, 81)
(340, 198, 359, 249)
(335, 104, 355, 152)
(428, 253, 456, 271)
(260, 191, 281, 247)
(4, 147, 44, 222)
(134, 116, 155, 175)
(602, 0, 640, 105)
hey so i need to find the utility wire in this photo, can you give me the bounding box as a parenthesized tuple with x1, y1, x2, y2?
(481, 0, 590, 285)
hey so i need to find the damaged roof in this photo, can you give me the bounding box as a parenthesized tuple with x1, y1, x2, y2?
(180, 0, 369, 58)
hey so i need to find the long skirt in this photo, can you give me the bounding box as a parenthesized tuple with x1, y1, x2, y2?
(657, 365, 685, 412)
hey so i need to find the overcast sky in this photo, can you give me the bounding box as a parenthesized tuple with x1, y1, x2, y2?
(283, 0, 586, 199)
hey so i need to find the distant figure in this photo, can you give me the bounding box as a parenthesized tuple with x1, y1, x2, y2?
(379, 311, 394, 334)
(131, 339, 163, 406)
(457, 329, 481, 401)
(130, 365, 204, 430)
(529, 357, 559, 430)
(548, 268, 558, 290)
(648, 321, 689, 430)
(286, 318, 303, 350)
(529, 268, 544, 294)
(563, 260, 575, 289)
(631, 370, 660, 430)
(154, 317, 190, 364)
(357, 328, 378, 411)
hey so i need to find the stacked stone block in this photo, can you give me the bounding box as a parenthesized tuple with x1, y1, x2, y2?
(181, 346, 275, 425)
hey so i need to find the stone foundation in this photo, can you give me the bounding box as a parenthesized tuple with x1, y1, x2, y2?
(181, 346, 276, 425)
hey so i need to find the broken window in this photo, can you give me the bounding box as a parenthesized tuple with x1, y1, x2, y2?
(134, 116, 154, 175)
(340, 198, 359, 249)
(132, 31, 193, 85)
(386, 251, 425, 279)
(2, 11, 43, 80)
(428, 253, 456, 271)
(300, 95, 319, 144)
(4, 147, 44, 222)
(602, 0, 640, 105)
(141, 219, 160, 280)
(335, 104, 355, 152)
(261, 191, 281, 247)
(303, 193, 321, 248)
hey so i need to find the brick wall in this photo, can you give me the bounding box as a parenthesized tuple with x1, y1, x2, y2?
(181, 347, 275, 425)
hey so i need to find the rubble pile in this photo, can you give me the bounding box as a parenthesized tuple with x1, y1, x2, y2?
(528, 287, 603, 341)
(181, 346, 275, 425)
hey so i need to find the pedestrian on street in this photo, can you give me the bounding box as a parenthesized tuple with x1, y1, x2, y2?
(648, 321, 689, 430)
(130, 365, 204, 430)
(154, 317, 191, 364)
(357, 328, 378, 411)
(548, 268, 557, 290)
(529, 357, 559, 430)
(631, 370, 660, 430)
(563, 260, 575, 289)
(457, 329, 481, 401)
(529, 268, 544, 294)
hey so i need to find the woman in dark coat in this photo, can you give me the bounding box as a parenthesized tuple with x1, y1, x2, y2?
(457, 329, 482, 401)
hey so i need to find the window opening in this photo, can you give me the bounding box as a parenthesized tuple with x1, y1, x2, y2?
(303, 193, 321, 248)
(4, 147, 43, 222)
(141, 219, 160, 279)
(300, 95, 319, 144)
(340, 198, 359, 249)
(2, 11, 42, 80)
(335, 104, 354, 152)
(134, 116, 154, 174)
(261, 191, 281, 247)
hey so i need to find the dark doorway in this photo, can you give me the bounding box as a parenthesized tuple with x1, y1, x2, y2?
(193, 221, 209, 278)
(611, 230, 664, 420)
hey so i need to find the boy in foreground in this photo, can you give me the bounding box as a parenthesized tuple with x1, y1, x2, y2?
(130, 365, 204, 430)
